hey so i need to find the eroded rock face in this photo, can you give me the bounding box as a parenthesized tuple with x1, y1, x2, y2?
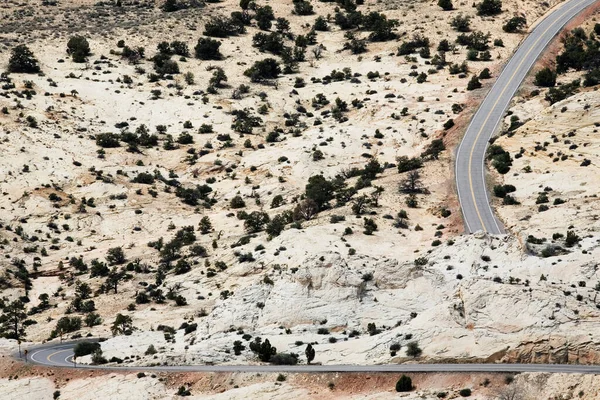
(74, 231, 600, 367)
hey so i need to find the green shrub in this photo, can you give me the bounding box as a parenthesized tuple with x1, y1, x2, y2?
(534, 67, 556, 87)
(244, 58, 281, 82)
(73, 341, 101, 357)
(194, 38, 222, 60)
(477, 0, 502, 16)
(438, 0, 453, 10)
(67, 35, 91, 62)
(395, 375, 413, 392)
(503, 16, 526, 33)
(467, 76, 482, 91)
(8, 45, 40, 73)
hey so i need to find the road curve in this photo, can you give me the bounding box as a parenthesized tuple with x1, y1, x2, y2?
(19, 341, 600, 374)
(455, 0, 598, 234)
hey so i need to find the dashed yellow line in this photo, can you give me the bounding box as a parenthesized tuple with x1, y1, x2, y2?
(46, 349, 69, 364)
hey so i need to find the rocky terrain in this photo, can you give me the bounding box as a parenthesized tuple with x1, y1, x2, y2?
(1, 0, 600, 398)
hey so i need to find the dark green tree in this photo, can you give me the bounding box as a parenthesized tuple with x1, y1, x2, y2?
(67, 35, 91, 63)
(503, 16, 526, 33)
(244, 58, 281, 82)
(467, 75, 482, 90)
(0, 300, 28, 340)
(106, 247, 126, 265)
(314, 16, 329, 31)
(477, 0, 502, 16)
(565, 230, 581, 247)
(199, 216, 212, 234)
(395, 375, 413, 392)
(51, 316, 82, 340)
(244, 211, 270, 233)
(534, 67, 556, 87)
(255, 6, 275, 30)
(266, 215, 286, 237)
(111, 313, 133, 336)
(233, 340, 245, 355)
(406, 341, 422, 358)
(195, 38, 222, 60)
(293, 0, 314, 15)
(73, 341, 101, 357)
(105, 267, 125, 294)
(8, 45, 40, 73)
(161, 0, 179, 12)
(305, 175, 334, 209)
(421, 139, 445, 160)
(249, 337, 276, 362)
(305, 343, 315, 364)
(438, 0, 453, 10)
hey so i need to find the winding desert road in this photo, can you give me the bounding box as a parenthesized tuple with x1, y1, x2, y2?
(21, 341, 600, 374)
(455, 0, 598, 234)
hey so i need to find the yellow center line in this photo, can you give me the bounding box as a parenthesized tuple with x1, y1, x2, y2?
(467, 0, 588, 232)
(46, 349, 70, 363)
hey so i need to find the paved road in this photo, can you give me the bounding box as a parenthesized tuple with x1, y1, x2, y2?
(455, 0, 598, 234)
(20, 341, 600, 374)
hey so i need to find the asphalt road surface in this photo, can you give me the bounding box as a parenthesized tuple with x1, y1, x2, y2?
(21, 341, 600, 374)
(455, 0, 598, 234)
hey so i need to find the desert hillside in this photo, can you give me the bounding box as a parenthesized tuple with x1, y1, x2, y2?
(1, 0, 600, 398)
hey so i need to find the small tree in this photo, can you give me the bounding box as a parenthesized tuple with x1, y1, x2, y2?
(395, 375, 413, 392)
(293, 0, 314, 15)
(503, 16, 526, 33)
(255, 5, 275, 30)
(105, 267, 125, 294)
(406, 341, 422, 358)
(400, 171, 424, 194)
(363, 218, 378, 235)
(467, 75, 482, 91)
(422, 139, 446, 160)
(161, 0, 179, 12)
(438, 0, 453, 10)
(450, 15, 471, 32)
(8, 45, 40, 73)
(233, 340, 245, 355)
(305, 175, 334, 209)
(244, 58, 281, 82)
(565, 230, 580, 247)
(67, 35, 91, 63)
(293, 199, 319, 221)
(305, 344, 315, 364)
(194, 38, 222, 60)
(111, 313, 133, 336)
(0, 300, 28, 340)
(534, 67, 556, 87)
(397, 156, 423, 173)
(477, 0, 502, 16)
(249, 337, 276, 362)
(199, 216, 212, 234)
(244, 211, 270, 233)
(145, 344, 158, 355)
(106, 247, 126, 265)
(51, 316, 82, 340)
(266, 215, 286, 237)
(84, 312, 102, 327)
(73, 341, 101, 357)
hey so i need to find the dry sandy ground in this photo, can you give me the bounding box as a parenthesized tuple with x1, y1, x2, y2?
(2, 0, 600, 391)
